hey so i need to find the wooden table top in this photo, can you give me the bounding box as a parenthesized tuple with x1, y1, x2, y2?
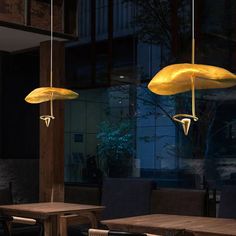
(102, 214, 236, 236)
(0, 202, 104, 218)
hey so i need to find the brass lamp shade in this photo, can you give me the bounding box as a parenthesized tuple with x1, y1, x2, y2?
(25, 87, 79, 104)
(148, 63, 236, 95)
(147, 0, 236, 136)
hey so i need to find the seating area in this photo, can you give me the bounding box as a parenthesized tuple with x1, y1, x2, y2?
(0, 178, 236, 236)
(65, 178, 210, 219)
(63, 178, 210, 236)
(63, 178, 236, 236)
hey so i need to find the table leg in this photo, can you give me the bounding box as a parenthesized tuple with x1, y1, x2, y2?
(44, 216, 59, 236)
(59, 211, 99, 236)
(60, 215, 68, 236)
(44, 218, 52, 236)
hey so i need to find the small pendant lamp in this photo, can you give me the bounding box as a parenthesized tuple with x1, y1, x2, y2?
(148, 0, 236, 135)
(25, 0, 79, 127)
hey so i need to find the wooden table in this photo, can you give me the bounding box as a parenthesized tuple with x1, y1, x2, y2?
(102, 214, 236, 236)
(0, 202, 104, 236)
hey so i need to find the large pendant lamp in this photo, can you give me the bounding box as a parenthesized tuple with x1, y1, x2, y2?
(25, 0, 79, 127)
(148, 0, 236, 135)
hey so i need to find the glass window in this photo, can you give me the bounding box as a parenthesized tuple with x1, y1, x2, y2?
(65, 0, 236, 189)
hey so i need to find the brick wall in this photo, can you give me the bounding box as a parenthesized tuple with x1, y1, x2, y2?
(0, 159, 39, 203)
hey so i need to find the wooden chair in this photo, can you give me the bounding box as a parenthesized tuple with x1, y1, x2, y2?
(0, 215, 44, 236)
(0, 216, 12, 236)
(0, 183, 43, 236)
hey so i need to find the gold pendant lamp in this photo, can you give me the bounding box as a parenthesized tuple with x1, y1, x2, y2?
(25, 0, 79, 127)
(148, 0, 236, 135)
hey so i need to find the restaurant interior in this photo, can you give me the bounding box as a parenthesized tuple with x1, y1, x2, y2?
(0, 0, 236, 235)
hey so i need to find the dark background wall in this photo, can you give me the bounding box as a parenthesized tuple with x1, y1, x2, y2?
(0, 50, 39, 202)
(1, 50, 39, 159)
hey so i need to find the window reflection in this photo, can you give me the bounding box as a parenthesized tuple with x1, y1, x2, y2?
(65, 0, 236, 189)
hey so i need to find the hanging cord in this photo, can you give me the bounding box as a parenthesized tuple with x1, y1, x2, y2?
(49, 0, 54, 118)
(40, 0, 55, 127)
(191, 0, 198, 121)
(50, 0, 53, 88)
(172, 0, 198, 134)
(191, 0, 195, 65)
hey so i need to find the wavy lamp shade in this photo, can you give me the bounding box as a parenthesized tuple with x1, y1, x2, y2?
(25, 87, 79, 104)
(24, 0, 79, 127)
(147, 0, 236, 135)
(25, 87, 79, 127)
(148, 63, 236, 135)
(148, 64, 236, 95)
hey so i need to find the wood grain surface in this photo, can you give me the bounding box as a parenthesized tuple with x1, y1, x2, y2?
(102, 214, 236, 236)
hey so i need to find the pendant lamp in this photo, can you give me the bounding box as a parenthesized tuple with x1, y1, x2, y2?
(148, 0, 236, 135)
(25, 0, 79, 127)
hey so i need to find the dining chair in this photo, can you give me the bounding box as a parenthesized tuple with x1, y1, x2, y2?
(0, 215, 12, 236)
(101, 178, 155, 220)
(65, 178, 154, 236)
(0, 183, 43, 236)
(0, 215, 44, 236)
(150, 188, 208, 216)
(89, 229, 162, 236)
(218, 185, 236, 219)
(0, 183, 13, 205)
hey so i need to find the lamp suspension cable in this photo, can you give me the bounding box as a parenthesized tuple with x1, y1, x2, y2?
(172, 0, 197, 125)
(39, 0, 55, 126)
(50, 0, 54, 118)
(191, 0, 197, 121)
(148, 0, 236, 136)
(50, 0, 53, 88)
(192, 0, 195, 65)
(171, 0, 198, 135)
(24, 0, 79, 127)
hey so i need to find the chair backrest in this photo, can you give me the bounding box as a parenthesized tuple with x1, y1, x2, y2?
(150, 188, 208, 216)
(0, 183, 13, 205)
(218, 185, 236, 219)
(65, 185, 101, 205)
(89, 229, 161, 236)
(0, 215, 13, 236)
(101, 178, 154, 220)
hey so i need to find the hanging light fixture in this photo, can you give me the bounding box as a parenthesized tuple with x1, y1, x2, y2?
(25, 0, 79, 127)
(148, 0, 236, 135)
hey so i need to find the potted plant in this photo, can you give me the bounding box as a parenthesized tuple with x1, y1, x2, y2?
(97, 119, 134, 177)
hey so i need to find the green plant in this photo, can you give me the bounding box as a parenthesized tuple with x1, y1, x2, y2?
(96, 119, 134, 177)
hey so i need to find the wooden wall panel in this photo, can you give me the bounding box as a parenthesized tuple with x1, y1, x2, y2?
(30, 0, 63, 32)
(0, 0, 78, 36)
(0, 0, 64, 33)
(0, 0, 24, 23)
